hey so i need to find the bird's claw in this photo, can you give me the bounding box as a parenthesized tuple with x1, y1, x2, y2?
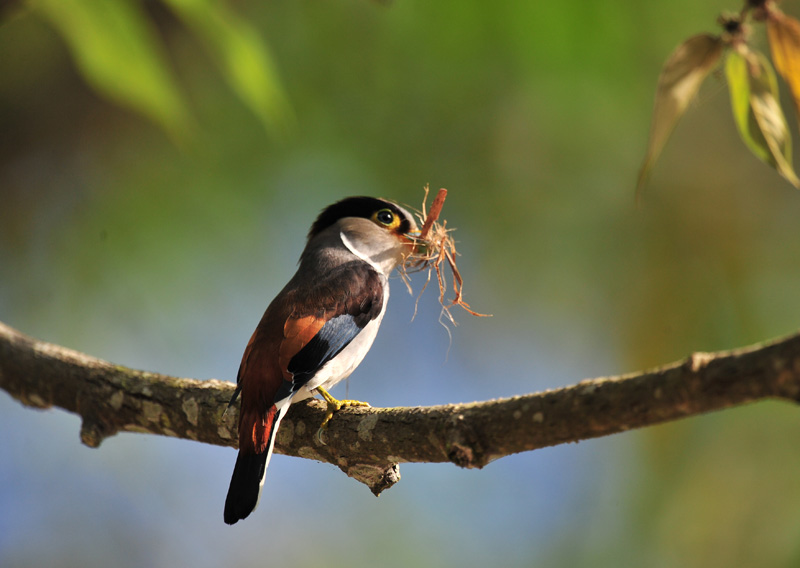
(314, 386, 370, 445)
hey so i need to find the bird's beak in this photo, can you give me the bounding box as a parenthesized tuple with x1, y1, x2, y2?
(403, 230, 429, 257)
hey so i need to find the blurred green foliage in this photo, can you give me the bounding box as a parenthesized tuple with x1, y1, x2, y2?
(37, 0, 192, 140)
(35, 0, 290, 140)
(2, 1, 800, 567)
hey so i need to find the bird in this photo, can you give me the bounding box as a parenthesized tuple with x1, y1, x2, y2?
(223, 196, 421, 525)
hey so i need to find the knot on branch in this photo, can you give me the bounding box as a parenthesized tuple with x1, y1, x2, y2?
(80, 414, 117, 448)
(774, 356, 800, 403)
(686, 351, 714, 373)
(445, 411, 486, 469)
(345, 463, 401, 496)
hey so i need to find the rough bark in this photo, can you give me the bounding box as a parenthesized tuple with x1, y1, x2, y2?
(2, 320, 800, 495)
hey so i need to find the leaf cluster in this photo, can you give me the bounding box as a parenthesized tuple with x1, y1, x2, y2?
(639, 0, 800, 195)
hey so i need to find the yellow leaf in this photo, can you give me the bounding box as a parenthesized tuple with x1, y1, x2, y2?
(767, 7, 800, 127)
(637, 34, 723, 197)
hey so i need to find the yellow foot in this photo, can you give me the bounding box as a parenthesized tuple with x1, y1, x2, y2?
(316, 386, 370, 431)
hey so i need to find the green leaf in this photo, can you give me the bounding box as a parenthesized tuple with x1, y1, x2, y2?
(725, 50, 769, 163)
(163, 0, 294, 137)
(637, 34, 723, 197)
(37, 0, 192, 141)
(725, 47, 799, 189)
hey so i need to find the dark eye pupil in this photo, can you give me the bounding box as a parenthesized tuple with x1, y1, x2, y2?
(378, 210, 394, 224)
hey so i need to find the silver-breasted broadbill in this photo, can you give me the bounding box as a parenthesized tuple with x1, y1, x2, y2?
(223, 196, 420, 525)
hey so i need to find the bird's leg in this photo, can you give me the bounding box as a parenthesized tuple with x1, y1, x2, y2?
(316, 386, 370, 430)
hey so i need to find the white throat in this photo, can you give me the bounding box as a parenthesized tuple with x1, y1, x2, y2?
(340, 231, 388, 275)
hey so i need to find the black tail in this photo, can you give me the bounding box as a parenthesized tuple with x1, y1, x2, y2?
(224, 451, 268, 525)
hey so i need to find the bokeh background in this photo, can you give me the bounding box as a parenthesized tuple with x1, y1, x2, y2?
(3, 0, 800, 566)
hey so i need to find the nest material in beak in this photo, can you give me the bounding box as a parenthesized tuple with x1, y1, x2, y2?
(402, 186, 490, 323)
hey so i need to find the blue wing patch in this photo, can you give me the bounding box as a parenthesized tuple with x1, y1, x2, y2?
(286, 314, 362, 391)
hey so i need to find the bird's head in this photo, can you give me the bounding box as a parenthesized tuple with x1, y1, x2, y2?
(304, 196, 422, 275)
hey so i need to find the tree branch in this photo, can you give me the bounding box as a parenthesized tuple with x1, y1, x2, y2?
(2, 320, 800, 495)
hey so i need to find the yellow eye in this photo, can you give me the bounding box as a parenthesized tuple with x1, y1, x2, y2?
(373, 208, 398, 228)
